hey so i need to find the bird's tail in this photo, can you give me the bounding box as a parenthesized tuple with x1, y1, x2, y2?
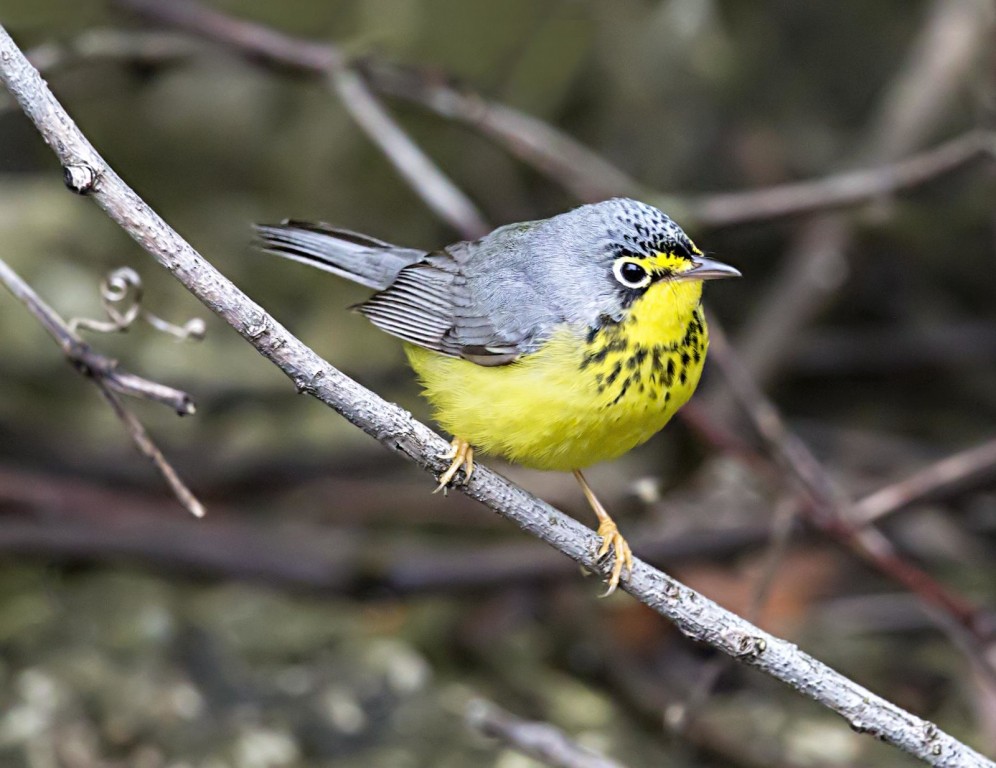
(254, 220, 425, 291)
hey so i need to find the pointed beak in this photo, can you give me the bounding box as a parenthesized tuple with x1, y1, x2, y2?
(677, 255, 741, 281)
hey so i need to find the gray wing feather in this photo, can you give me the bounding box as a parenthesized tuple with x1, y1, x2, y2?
(359, 264, 456, 351)
(359, 246, 537, 364)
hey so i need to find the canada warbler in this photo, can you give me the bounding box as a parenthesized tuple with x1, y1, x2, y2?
(256, 198, 739, 594)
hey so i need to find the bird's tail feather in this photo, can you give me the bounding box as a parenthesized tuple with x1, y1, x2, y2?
(254, 220, 425, 291)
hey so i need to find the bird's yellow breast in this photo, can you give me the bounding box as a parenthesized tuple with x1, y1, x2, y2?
(406, 279, 708, 472)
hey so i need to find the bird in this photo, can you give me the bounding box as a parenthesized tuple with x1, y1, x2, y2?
(256, 198, 739, 594)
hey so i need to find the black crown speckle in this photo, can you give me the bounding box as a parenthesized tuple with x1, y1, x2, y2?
(602, 198, 695, 261)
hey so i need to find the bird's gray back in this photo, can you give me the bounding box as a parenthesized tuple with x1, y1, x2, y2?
(451, 203, 633, 355)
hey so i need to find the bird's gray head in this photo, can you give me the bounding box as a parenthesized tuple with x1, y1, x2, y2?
(522, 198, 739, 324)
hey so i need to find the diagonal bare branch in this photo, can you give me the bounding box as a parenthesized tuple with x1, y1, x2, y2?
(327, 66, 490, 239)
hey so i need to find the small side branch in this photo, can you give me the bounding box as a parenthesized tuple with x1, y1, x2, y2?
(852, 438, 996, 526)
(467, 699, 626, 768)
(682, 129, 995, 229)
(0, 257, 203, 517)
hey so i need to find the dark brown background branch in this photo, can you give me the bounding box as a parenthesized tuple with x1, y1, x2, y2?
(111, 0, 995, 231)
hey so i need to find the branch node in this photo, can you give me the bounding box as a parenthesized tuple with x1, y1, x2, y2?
(729, 632, 768, 658)
(293, 369, 324, 395)
(245, 313, 269, 339)
(660, 580, 682, 601)
(63, 162, 98, 194)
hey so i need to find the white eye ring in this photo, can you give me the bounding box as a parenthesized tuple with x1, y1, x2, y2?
(612, 259, 652, 289)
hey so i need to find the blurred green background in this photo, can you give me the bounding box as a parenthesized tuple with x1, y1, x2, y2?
(0, 1, 994, 766)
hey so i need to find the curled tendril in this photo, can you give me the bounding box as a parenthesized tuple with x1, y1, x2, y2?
(68, 267, 206, 342)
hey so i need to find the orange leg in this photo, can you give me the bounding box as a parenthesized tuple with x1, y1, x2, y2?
(434, 437, 474, 493)
(574, 469, 634, 596)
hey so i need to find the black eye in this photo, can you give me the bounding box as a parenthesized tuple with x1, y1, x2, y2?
(613, 259, 651, 289)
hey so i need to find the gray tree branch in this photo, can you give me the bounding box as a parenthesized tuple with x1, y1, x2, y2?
(0, 24, 992, 768)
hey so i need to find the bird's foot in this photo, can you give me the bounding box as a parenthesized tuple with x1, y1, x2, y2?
(434, 437, 474, 493)
(595, 517, 634, 597)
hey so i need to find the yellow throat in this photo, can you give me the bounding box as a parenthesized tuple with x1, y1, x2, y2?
(406, 259, 708, 472)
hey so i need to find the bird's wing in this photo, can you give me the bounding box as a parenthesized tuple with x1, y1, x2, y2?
(358, 244, 541, 366)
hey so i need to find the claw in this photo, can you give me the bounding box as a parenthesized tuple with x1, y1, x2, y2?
(594, 517, 634, 596)
(434, 437, 474, 493)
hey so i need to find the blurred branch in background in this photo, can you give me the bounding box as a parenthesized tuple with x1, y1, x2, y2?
(327, 66, 490, 239)
(0, 257, 204, 517)
(852, 438, 996, 527)
(107, 0, 995, 231)
(725, 0, 994, 392)
(107, 0, 489, 239)
(1, 23, 992, 768)
(0, 462, 789, 595)
(684, 129, 995, 229)
(466, 698, 626, 768)
(0, 28, 207, 114)
(111, 0, 641, 204)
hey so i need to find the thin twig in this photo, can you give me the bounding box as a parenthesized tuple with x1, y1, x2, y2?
(327, 67, 490, 239)
(852, 438, 996, 526)
(0, 258, 196, 416)
(0, 257, 203, 516)
(685, 129, 995, 229)
(1, 27, 991, 768)
(466, 699, 626, 768)
(90, 383, 204, 517)
(111, 0, 487, 239)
